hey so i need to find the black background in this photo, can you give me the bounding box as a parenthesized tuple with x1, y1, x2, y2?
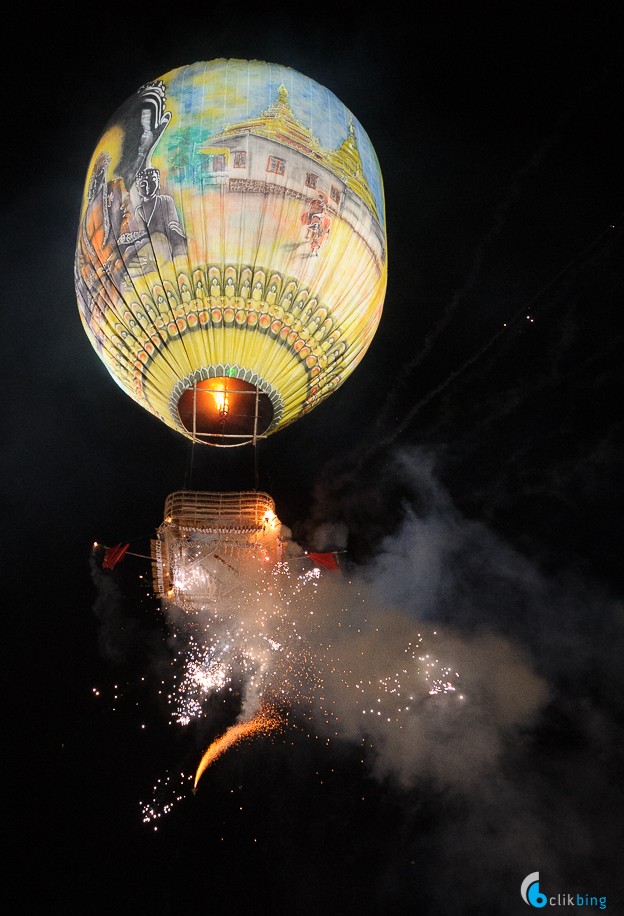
(5, 6, 623, 914)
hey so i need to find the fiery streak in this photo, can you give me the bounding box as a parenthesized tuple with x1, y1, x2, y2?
(194, 705, 285, 791)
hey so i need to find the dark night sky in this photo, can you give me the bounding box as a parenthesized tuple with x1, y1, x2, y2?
(5, 7, 624, 915)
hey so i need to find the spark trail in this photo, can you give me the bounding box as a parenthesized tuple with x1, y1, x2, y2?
(364, 64, 618, 472)
(194, 705, 285, 791)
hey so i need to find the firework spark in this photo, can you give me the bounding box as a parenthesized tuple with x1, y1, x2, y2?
(162, 564, 464, 801)
(126, 552, 466, 823)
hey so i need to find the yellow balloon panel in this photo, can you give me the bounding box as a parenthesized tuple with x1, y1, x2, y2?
(75, 59, 387, 445)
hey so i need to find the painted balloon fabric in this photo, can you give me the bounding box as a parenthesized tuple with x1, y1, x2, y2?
(75, 59, 387, 445)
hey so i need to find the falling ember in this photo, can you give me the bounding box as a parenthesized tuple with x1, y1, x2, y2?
(194, 706, 285, 791)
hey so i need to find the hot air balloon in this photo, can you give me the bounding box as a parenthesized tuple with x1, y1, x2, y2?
(75, 59, 387, 445)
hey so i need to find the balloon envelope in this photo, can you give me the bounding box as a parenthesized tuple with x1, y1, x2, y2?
(75, 59, 387, 445)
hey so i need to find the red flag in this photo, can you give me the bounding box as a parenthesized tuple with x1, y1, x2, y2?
(307, 551, 340, 571)
(102, 543, 129, 569)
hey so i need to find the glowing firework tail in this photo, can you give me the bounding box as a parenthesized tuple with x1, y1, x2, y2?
(194, 706, 285, 791)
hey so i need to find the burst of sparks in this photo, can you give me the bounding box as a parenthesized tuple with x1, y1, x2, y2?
(140, 771, 193, 829)
(97, 557, 466, 826)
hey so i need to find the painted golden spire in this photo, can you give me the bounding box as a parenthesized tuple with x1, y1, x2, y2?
(326, 119, 379, 218)
(211, 87, 379, 219)
(214, 84, 324, 160)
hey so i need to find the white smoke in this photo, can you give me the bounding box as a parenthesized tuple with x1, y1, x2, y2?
(159, 450, 551, 794)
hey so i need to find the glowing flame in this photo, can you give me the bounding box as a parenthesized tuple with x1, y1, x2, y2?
(194, 705, 284, 791)
(213, 387, 229, 419)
